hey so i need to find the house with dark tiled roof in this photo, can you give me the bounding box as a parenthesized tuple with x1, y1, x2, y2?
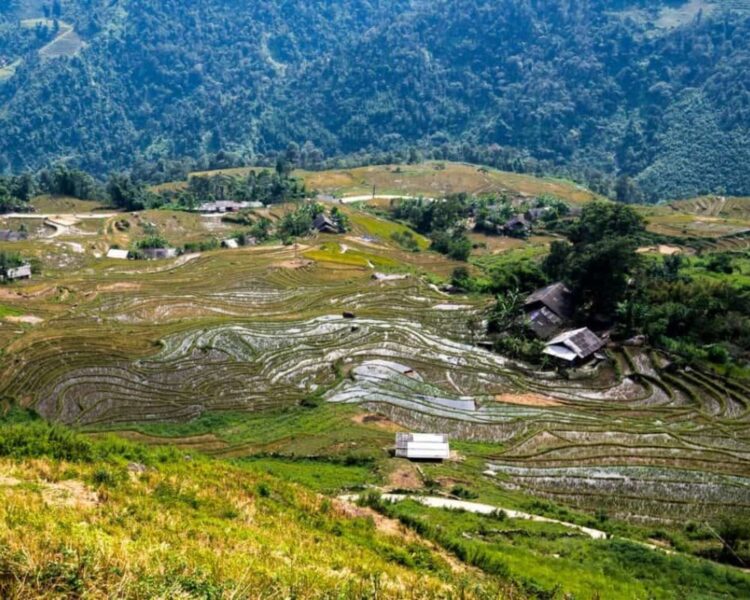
(142, 248, 178, 260)
(523, 282, 574, 339)
(503, 215, 530, 236)
(313, 213, 339, 234)
(524, 207, 551, 222)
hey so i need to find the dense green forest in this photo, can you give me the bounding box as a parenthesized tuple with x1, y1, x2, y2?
(1, 0, 750, 199)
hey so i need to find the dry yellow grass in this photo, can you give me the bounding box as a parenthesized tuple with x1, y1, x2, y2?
(162, 162, 602, 205)
(300, 162, 602, 205)
(0, 445, 510, 599)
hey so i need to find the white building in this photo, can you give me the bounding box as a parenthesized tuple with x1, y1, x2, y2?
(395, 433, 450, 461)
(106, 248, 130, 260)
(0, 263, 32, 282)
(142, 248, 178, 260)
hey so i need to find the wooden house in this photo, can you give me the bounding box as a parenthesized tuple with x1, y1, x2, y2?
(524, 282, 574, 339)
(313, 213, 339, 234)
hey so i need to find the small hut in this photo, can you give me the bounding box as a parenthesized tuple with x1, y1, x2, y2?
(107, 248, 130, 260)
(395, 433, 450, 461)
(313, 213, 339, 234)
(0, 263, 31, 282)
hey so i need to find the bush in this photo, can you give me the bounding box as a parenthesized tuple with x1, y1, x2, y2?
(0, 423, 94, 461)
(391, 230, 421, 252)
(450, 485, 479, 500)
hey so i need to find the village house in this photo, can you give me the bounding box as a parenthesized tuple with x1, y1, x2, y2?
(524, 207, 551, 222)
(142, 248, 178, 260)
(524, 282, 574, 339)
(0, 230, 28, 242)
(503, 214, 530, 236)
(313, 213, 340, 234)
(198, 200, 254, 213)
(395, 433, 450, 461)
(543, 327, 605, 366)
(0, 263, 32, 282)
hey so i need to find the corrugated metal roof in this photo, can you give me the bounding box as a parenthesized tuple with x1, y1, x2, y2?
(545, 328, 604, 361)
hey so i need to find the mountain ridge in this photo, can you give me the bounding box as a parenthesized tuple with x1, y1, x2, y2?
(1, 0, 749, 199)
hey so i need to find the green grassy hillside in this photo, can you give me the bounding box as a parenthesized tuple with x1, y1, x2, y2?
(0, 412, 512, 599)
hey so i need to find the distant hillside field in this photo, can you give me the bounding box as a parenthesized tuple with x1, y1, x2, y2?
(1, 0, 750, 199)
(186, 162, 603, 205)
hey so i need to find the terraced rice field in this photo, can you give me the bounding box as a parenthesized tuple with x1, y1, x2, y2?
(1, 203, 749, 526)
(639, 196, 750, 243)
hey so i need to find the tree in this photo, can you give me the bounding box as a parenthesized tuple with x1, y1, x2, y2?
(568, 202, 646, 245)
(107, 174, 151, 211)
(545, 203, 645, 320)
(10, 174, 35, 202)
(567, 236, 640, 318)
(330, 206, 350, 232)
(615, 176, 644, 204)
(275, 157, 292, 179)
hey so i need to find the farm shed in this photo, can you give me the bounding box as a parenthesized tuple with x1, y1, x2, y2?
(395, 433, 450, 461)
(313, 213, 339, 234)
(106, 248, 129, 260)
(221, 238, 239, 249)
(543, 328, 605, 365)
(0, 263, 32, 282)
(524, 282, 574, 339)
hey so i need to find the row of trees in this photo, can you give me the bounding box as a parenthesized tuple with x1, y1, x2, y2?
(0, 163, 308, 214)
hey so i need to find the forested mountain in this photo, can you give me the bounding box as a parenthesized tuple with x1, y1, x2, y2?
(1, 0, 750, 199)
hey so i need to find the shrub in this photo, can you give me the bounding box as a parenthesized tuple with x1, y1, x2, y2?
(450, 485, 479, 500)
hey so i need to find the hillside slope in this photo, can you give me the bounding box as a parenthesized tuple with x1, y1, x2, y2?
(1, 0, 750, 198)
(0, 417, 511, 599)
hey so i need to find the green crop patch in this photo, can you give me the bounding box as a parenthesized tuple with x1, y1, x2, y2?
(304, 242, 401, 269)
(349, 212, 431, 250)
(0, 304, 23, 318)
(241, 456, 377, 493)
